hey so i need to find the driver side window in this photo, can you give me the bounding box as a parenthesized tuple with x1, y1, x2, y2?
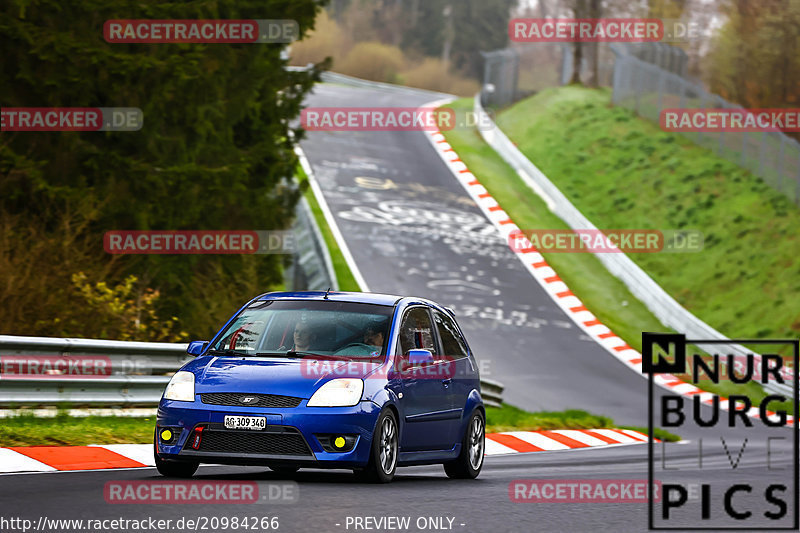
(398, 307, 438, 355)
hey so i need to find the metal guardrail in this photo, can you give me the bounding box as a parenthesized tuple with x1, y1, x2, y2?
(0, 376, 172, 407)
(287, 64, 453, 100)
(473, 95, 794, 398)
(480, 378, 504, 409)
(286, 195, 337, 291)
(319, 70, 453, 100)
(0, 335, 504, 408)
(0, 335, 190, 407)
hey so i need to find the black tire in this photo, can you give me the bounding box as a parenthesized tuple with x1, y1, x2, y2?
(353, 409, 398, 483)
(153, 431, 198, 478)
(444, 409, 485, 479)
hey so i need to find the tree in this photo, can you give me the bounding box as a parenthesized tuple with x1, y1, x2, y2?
(569, 0, 589, 84)
(707, 0, 800, 124)
(586, 0, 602, 88)
(0, 0, 329, 338)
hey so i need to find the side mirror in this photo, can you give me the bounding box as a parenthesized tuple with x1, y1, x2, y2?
(408, 349, 433, 366)
(187, 341, 208, 356)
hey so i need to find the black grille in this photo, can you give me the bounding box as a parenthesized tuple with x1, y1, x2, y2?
(200, 392, 302, 408)
(190, 428, 312, 456)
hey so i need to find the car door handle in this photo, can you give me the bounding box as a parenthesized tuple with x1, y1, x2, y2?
(441, 378, 452, 386)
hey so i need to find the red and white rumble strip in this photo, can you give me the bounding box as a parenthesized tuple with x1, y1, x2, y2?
(0, 429, 650, 473)
(0, 445, 153, 473)
(485, 428, 652, 455)
(422, 125, 792, 427)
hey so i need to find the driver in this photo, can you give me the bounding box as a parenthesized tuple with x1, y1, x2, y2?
(283, 321, 317, 352)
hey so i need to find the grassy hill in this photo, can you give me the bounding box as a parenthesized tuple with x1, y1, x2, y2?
(495, 86, 799, 350)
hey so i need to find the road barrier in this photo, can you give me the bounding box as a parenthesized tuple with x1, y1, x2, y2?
(0, 335, 503, 408)
(286, 195, 338, 291)
(287, 65, 453, 100)
(480, 378, 504, 408)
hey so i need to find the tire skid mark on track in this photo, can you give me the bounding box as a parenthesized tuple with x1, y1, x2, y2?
(422, 127, 792, 426)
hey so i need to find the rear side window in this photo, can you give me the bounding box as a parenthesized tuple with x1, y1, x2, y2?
(433, 310, 469, 359)
(398, 307, 438, 355)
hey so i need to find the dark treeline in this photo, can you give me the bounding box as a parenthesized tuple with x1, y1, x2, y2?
(0, 0, 329, 340)
(327, 0, 515, 78)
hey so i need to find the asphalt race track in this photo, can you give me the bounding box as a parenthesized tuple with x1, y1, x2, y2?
(299, 83, 650, 423)
(1, 82, 795, 533)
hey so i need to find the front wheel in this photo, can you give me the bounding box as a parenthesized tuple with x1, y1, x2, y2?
(153, 431, 198, 478)
(444, 409, 484, 479)
(353, 409, 398, 483)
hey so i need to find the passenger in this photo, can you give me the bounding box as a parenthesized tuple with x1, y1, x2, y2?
(363, 323, 385, 350)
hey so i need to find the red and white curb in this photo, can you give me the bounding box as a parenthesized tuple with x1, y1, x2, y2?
(485, 428, 652, 455)
(0, 429, 651, 473)
(0, 444, 154, 473)
(422, 125, 791, 426)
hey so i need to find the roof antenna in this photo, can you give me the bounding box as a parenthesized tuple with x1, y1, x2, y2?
(323, 287, 331, 300)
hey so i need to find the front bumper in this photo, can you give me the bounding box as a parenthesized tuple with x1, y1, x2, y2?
(156, 398, 381, 468)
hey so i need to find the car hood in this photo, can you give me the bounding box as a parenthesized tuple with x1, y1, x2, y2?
(190, 356, 383, 398)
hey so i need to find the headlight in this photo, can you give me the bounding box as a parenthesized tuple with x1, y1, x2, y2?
(307, 378, 364, 407)
(163, 371, 195, 402)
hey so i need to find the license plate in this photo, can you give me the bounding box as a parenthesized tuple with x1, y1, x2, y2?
(224, 415, 266, 430)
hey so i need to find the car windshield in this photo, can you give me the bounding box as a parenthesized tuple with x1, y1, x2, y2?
(209, 299, 393, 359)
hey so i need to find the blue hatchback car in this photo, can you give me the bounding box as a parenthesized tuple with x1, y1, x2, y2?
(155, 291, 485, 482)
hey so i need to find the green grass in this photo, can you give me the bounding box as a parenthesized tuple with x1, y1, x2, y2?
(442, 97, 667, 355)
(0, 405, 679, 446)
(0, 412, 157, 446)
(296, 164, 361, 292)
(440, 93, 796, 407)
(485, 404, 681, 442)
(495, 86, 800, 354)
(485, 404, 612, 433)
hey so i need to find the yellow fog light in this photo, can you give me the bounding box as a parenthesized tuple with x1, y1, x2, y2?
(334, 436, 346, 449)
(160, 429, 173, 442)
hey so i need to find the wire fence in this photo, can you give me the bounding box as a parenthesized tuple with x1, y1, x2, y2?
(481, 42, 625, 107)
(480, 41, 800, 204)
(612, 52, 800, 205)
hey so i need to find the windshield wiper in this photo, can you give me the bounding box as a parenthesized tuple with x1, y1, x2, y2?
(251, 351, 350, 360)
(284, 350, 323, 358)
(251, 351, 303, 358)
(286, 350, 353, 360)
(207, 349, 251, 357)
